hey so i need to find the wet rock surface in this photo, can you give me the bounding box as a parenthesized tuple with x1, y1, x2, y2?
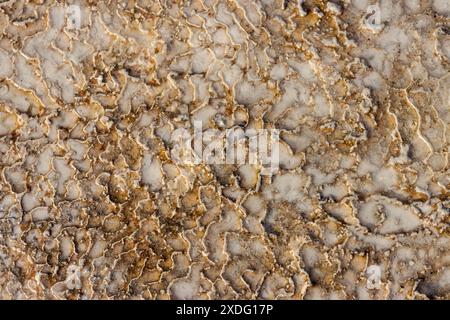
(0, 0, 449, 299)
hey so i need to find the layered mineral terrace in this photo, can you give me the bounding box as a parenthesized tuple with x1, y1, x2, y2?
(0, 0, 449, 299)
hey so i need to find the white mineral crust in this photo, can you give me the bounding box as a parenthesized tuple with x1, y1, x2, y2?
(0, 0, 449, 300)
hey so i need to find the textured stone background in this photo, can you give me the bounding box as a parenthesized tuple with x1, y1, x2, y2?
(0, 0, 449, 299)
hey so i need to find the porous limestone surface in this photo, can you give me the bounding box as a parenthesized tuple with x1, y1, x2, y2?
(0, 0, 449, 300)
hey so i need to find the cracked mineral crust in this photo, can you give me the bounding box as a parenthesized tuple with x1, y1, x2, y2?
(0, 0, 449, 300)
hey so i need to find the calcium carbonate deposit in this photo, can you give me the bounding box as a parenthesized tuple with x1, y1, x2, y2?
(0, 0, 449, 299)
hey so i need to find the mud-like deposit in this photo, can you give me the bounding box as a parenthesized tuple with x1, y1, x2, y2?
(0, 0, 449, 299)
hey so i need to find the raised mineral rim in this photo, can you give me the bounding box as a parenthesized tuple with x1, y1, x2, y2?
(0, 0, 449, 300)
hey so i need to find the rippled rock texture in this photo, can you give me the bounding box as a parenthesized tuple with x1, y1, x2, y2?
(0, 0, 449, 299)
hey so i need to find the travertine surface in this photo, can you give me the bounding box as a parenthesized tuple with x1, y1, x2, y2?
(0, 0, 449, 299)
